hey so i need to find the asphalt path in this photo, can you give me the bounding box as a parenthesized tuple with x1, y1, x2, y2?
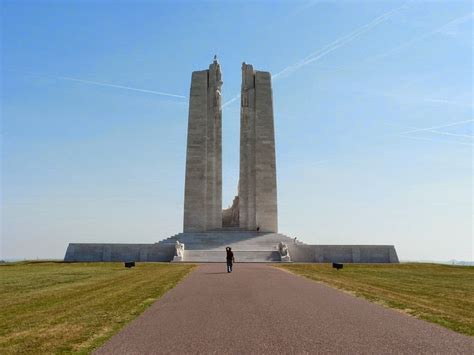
(96, 263, 473, 354)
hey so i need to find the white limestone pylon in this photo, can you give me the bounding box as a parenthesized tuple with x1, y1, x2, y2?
(239, 63, 278, 232)
(183, 57, 222, 232)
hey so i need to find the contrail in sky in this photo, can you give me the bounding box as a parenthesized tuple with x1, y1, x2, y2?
(399, 119, 474, 135)
(271, 1, 411, 80)
(384, 121, 473, 139)
(365, 12, 474, 63)
(423, 98, 472, 108)
(427, 130, 473, 139)
(58, 76, 187, 99)
(398, 134, 473, 147)
(222, 95, 240, 109)
(222, 2, 409, 108)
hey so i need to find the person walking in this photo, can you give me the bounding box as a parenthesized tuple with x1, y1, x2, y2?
(226, 247, 235, 273)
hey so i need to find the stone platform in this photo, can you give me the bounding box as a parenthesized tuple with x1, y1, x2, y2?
(164, 230, 298, 262)
(64, 231, 399, 263)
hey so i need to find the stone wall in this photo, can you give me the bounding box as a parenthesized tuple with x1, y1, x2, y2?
(64, 243, 175, 262)
(64, 242, 398, 263)
(222, 196, 239, 227)
(288, 245, 399, 263)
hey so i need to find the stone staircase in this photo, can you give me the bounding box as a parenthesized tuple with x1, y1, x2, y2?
(184, 250, 281, 262)
(156, 230, 303, 262)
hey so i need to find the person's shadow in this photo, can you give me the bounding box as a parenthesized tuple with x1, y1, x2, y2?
(204, 272, 228, 275)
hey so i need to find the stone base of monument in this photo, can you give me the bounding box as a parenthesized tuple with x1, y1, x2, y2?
(64, 231, 399, 263)
(166, 231, 294, 263)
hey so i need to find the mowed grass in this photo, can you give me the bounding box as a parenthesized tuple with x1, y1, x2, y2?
(0, 262, 195, 354)
(276, 263, 474, 336)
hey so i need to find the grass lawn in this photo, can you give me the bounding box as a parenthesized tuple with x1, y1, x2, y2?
(0, 261, 195, 354)
(276, 263, 474, 336)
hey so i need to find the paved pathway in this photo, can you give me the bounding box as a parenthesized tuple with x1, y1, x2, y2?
(96, 264, 473, 354)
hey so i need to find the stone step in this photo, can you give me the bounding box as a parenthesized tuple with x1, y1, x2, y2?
(178, 250, 281, 263)
(159, 232, 302, 244)
(161, 242, 296, 251)
(206, 227, 248, 232)
(184, 246, 279, 251)
(158, 232, 303, 260)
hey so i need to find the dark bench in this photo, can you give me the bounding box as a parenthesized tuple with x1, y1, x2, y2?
(332, 262, 343, 270)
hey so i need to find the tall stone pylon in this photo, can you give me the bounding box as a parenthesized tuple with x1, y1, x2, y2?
(239, 63, 278, 232)
(183, 57, 222, 232)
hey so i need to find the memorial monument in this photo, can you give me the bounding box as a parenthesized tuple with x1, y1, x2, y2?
(183, 58, 277, 233)
(64, 57, 399, 263)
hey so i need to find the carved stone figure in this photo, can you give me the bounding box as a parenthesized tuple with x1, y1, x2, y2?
(279, 242, 286, 255)
(278, 242, 290, 262)
(214, 89, 221, 107)
(175, 241, 185, 260)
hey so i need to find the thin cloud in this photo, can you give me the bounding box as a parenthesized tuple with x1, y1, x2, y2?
(384, 121, 473, 147)
(397, 134, 473, 147)
(222, 94, 240, 109)
(272, 1, 411, 80)
(290, 0, 325, 17)
(58, 76, 187, 99)
(399, 119, 474, 135)
(223, 2, 410, 109)
(386, 121, 474, 139)
(365, 12, 474, 63)
(425, 130, 473, 139)
(423, 98, 472, 108)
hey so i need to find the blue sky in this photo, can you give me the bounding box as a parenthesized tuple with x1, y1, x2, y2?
(1, 0, 472, 261)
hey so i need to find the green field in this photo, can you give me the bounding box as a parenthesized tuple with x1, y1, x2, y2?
(2, 262, 472, 354)
(276, 263, 474, 336)
(0, 262, 195, 354)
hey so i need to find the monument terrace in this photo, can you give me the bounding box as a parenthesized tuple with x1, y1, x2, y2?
(65, 58, 399, 263)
